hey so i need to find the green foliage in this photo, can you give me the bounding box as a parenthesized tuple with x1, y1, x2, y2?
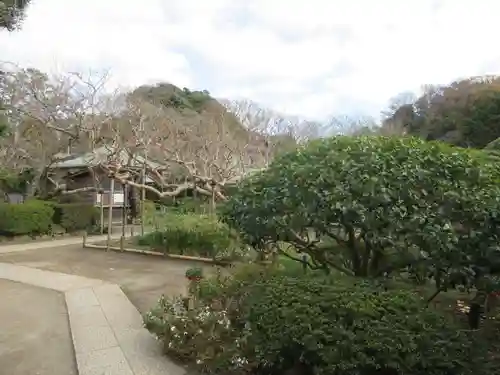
(457, 91, 500, 148)
(181, 87, 212, 112)
(144, 294, 240, 372)
(144, 197, 222, 229)
(159, 196, 214, 215)
(185, 266, 203, 279)
(131, 82, 248, 138)
(195, 263, 267, 305)
(275, 253, 320, 277)
(222, 136, 500, 283)
(0, 100, 8, 137)
(0, 0, 31, 30)
(0, 168, 33, 194)
(482, 137, 500, 165)
(136, 213, 242, 260)
(143, 264, 272, 373)
(52, 203, 99, 233)
(241, 275, 483, 375)
(0, 199, 54, 236)
(384, 78, 500, 148)
(485, 137, 500, 151)
(132, 83, 212, 113)
(141, 200, 159, 228)
(145, 267, 484, 375)
(0, 123, 7, 137)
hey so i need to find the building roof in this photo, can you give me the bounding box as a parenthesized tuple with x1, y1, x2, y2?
(50, 146, 165, 170)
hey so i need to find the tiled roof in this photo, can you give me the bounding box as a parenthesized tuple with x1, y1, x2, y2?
(50, 146, 164, 170)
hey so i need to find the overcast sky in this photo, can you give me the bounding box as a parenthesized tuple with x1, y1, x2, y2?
(0, 0, 499, 120)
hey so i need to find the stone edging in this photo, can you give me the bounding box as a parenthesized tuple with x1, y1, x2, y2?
(0, 262, 186, 375)
(84, 243, 231, 265)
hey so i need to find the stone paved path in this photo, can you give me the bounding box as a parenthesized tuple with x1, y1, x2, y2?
(0, 242, 209, 314)
(0, 280, 77, 375)
(0, 231, 134, 254)
(0, 262, 187, 375)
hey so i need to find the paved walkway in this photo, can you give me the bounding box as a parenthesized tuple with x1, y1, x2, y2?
(0, 262, 187, 375)
(0, 279, 77, 375)
(0, 230, 142, 254)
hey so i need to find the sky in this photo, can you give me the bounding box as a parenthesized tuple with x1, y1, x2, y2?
(1, 0, 500, 121)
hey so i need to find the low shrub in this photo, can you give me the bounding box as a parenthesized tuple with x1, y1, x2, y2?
(144, 264, 266, 373)
(0, 199, 54, 236)
(185, 266, 204, 280)
(191, 263, 268, 308)
(52, 203, 99, 232)
(136, 213, 242, 260)
(144, 294, 241, 373)
(153, 196, 226, 216)
(145, 266, 486, 375)
(142, 200, 159, 228)
(170, 197, 211, 214)
(240, 275, 484, 375)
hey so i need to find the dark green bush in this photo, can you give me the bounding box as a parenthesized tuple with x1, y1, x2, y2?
(53, 203, 99, 232)
(0, 199, 54, 236)
(221, 136, 500, 281)
(136, 213, 242, 260)
(145, 267, 485, 375)
(240, 275, 484, 375)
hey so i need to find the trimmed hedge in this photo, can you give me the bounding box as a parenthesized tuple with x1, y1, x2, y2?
(136, 213, 242, 260)
(240, 275, 484, 375)
(145, 268, 486, 375)
(52, 203, 99, 233)
(0, 200, 54, 236)
(0, 200, 99, 237)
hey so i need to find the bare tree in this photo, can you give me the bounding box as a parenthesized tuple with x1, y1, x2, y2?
(98, 101, 269, 203)
(0, 63, 113, 195)
(0, 67, 287, 202)
(381, 91, 417, 120)
(223, 98, 322, 164)
(323, 114, 378, 136)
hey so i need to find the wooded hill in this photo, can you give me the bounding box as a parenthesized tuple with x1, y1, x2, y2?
(381, 75, 500, 149)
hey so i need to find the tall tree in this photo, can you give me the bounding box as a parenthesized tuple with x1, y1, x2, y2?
(0, 0, 31, 30)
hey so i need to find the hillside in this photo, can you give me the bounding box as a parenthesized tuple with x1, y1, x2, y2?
(131, 83, 248, 137)
(123, 83, 270, 179)
(381, 75, 500, 146)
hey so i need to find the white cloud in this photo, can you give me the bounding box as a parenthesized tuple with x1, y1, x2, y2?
(2, 0, 500, 120)
(0, 0, 193, 90)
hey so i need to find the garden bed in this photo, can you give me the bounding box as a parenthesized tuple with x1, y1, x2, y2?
(84, 237, 234, 266)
